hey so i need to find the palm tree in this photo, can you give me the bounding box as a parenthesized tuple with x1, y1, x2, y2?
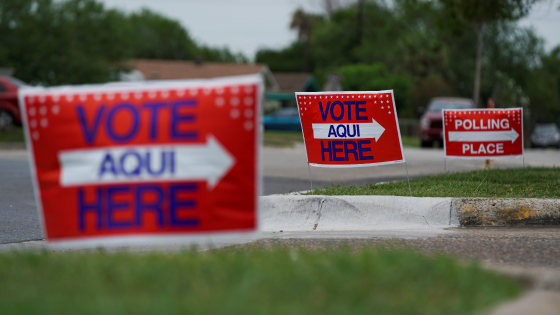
(439, 0, 538, 107)
(290, 9, 313, 71)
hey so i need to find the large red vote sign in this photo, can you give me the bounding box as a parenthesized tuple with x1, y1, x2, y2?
(297, 91, 405, 167)
(443, 108, 523, 158)
(19, 75, 261, 246)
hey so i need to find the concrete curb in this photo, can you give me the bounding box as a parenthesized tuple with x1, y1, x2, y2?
(453, 198, 560, 226)
(260, 195, 560, 231)
(261, 195, 456, 232)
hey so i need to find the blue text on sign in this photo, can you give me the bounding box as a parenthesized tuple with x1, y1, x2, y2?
(318, 101, 368, 121)
(78, 183, 199, 231)
(76, 100, 198, 144)
(321, 140, 373, 161)
(327, 124, 361, 138)
(99, 150, 175, 178)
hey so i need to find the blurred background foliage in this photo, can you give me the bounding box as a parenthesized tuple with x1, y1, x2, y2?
(338, 63, 413, 116)
(256, 0, 560, 125)
(0, 0, 247, 86)
(0, 0, 558, 126)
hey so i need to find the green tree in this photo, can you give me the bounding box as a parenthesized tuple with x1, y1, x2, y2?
(290, 9, 321, 71)
(128, 9, 197, 60)
(255, 42, 307, 72)
(310, 1, 459, 111)
(437, 0, 539, 106)
(0, 0, 131, 85)
(258, 0, 557, 128)
(196, 45, 248, 64)
(128, 9, 248, 63)
(525, 47, 560, 126)
(0, 0, 247, 86)
(338, 63, 413, 116)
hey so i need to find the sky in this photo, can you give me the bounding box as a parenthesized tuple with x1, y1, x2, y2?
(98, 0, 560, 60)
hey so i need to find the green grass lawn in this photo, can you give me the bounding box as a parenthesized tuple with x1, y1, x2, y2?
(263, 131, 420, 148)
(0, 127, 25, 142)
(0, 247, 521, 315)
(400, 136, 420, 147)
(263, 130, 304, 147)
(305, 167, 560, 198)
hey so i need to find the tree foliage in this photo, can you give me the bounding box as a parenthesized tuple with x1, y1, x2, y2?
(437, 0, 537, 30)
(256, 0, 558, 125)
(127, 8, 197, 61)
(0, 0, 247, 86)
(256, 42, 307, 72)
(0, 0, 131, 85)
(525, 47, 560, 125)
(338, 63, 413, 116)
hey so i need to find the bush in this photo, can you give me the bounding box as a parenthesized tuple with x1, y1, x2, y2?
(338, 63, 413, 117)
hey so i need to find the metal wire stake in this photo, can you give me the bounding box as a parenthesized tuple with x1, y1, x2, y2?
(307, 162, 313, 195)
(404, 161, 412, 197)
(523, 156, 526, 184)
(444, 157, 447, 179)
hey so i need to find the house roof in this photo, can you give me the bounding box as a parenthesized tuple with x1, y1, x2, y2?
(129, 59, 266, 80)
(265, 72, 321, 101)
(273, 72, 315, 94)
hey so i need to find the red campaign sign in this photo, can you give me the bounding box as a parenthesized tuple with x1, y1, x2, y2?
(19, 75, 261, 246)
(443, 108, 523, 158)
(296, 91, 405, 167)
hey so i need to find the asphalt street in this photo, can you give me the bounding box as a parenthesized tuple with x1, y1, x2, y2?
(0, 154, 42, 244)
(1, 146, 559, 243)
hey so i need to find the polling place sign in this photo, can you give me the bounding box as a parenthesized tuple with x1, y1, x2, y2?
(19, 75, 261, 246)
(443, 108, 523, 158)
(296, 91, 405, 167)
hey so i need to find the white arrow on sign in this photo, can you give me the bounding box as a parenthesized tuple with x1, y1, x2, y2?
(447, 129, 519, 143)
(175, 136, 234, 188)
(58, 135, 235, 189)
(312, 119, 385, 141)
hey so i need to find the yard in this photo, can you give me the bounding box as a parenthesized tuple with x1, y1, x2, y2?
(0, 246, 521, 315)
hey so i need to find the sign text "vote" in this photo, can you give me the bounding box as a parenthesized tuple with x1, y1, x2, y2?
(76, 100, 198, 144)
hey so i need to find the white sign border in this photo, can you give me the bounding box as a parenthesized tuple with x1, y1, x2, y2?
(295, 90, 406, 168)
(443, 107, 524, 159)
(18, 74, 264, 248)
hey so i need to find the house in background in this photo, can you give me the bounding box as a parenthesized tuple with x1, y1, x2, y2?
(265, 73, 321, 113)
(122, 59, 321, 114)
(123, 59, 280, 92)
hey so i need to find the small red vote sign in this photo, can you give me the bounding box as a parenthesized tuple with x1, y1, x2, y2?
(19, 75, 261, 246)
(297, 91, 405, 167)
(443, 108, 523, 158)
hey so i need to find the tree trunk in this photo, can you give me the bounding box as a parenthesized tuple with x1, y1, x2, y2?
(356, 0, 364, 46)
(324, 0, 334, 18)
(473, 23, 484, 107)
(304, 38, 310, 72)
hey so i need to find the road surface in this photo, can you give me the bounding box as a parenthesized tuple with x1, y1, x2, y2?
(1, 146, 560, 243)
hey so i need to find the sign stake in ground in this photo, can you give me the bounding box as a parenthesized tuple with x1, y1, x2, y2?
(296, 91, 411, 196)
(404, 160, 412, 196)
(19, 75, 262, 247)
(443, 108, 524, 183)
(307, 162, 314, 195)
(523, 155, 526, 184)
